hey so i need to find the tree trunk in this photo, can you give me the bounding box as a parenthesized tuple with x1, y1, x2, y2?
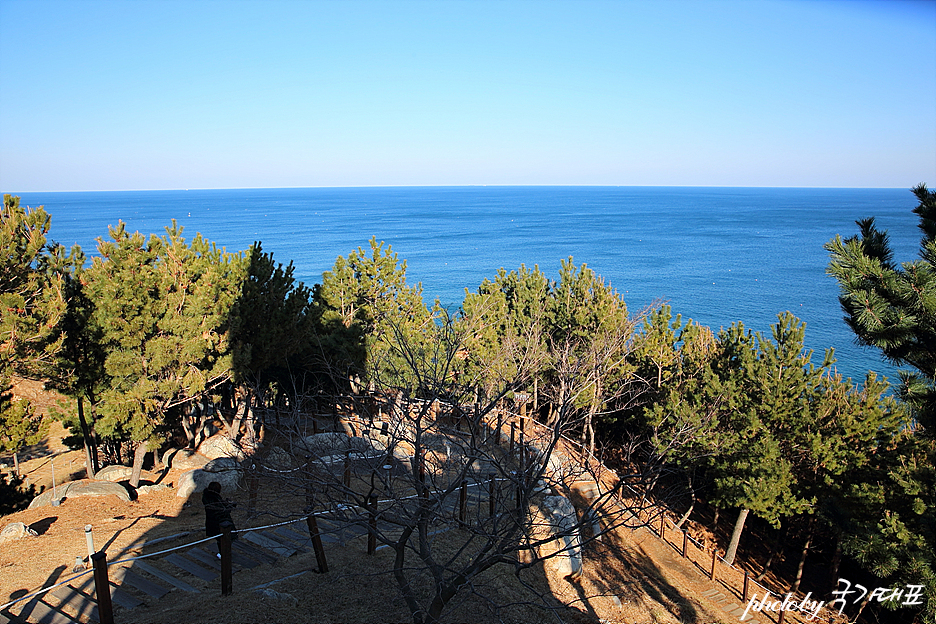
(229, 389, 251, 440)
(723, 508, 750, 567)
(711, 506, 720, 528)
(182, 403, 198, 447)
(675, 472, 696, 529)
(789, 518, 813, 593)
(193, 402, 209, 448)
(828, 537, 842, 597)
(12, 451, 19, 477)
(76, 396, 99, 478)
(129, 441, 148, 489)
(756, 525, 787, 581)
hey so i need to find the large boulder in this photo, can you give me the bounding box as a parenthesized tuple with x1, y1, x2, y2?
(163, 448, 210, 471)
(299, 433, 383, 458)
(28, 480, 131, 509)
(94, 465, 133, 482)
(541, 495, 582, 579)
(265, 446, 296, 471)
(0, 522, 38, 544)
(197, 434, 246, 461)
(175, 457, 243, 498)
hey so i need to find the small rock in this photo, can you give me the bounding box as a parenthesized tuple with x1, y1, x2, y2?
(253, 588, 298, 607)
(137, 483, 171, 495)
(0, 522, 38, 544)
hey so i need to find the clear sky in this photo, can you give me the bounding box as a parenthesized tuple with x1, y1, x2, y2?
(1, 0, 934, 191)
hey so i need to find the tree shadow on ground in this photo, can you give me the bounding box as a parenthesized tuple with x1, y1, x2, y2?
(29, 516, 57, 536)
(581, 528, 703, 623)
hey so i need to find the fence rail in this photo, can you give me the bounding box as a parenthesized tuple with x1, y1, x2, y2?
(6, 397, 841, 624)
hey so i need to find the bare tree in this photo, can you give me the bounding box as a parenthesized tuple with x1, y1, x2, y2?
(244, 312, 662, 624)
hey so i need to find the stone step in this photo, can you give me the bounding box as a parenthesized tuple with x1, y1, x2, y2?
(112, 567, 170, 599)
(232, 539, 278, 565)
(243, 531, 296, 558)
(164, 553, 217, 582)
(130, 560, 200, 594)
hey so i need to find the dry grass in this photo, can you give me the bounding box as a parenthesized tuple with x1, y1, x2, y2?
(1, 390, 843, 624)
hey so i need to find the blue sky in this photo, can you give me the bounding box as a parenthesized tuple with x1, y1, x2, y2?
(1, 0, 934, 191)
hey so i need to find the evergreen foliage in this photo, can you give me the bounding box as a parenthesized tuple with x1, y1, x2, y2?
(314, 237, 432, 390)
(826, 184, 936, 621)
(0, 471, 36, 516)
(0, 195, 62, 470)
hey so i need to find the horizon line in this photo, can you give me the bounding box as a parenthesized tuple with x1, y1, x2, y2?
(4, 183, 918, 193)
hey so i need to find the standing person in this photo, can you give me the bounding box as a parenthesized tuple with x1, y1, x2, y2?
(202, 481, 236, 556)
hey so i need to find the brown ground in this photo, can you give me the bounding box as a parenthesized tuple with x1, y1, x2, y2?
(1, 384, 846, 624)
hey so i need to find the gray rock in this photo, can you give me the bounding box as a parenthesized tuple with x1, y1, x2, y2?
(197, 434, 246, 461)
(28, 480, 131, 509)
(94, 464, 133, 482)
(175, 461, 243, 499)
(253, 588, 298, 607)
(136, 483, 171, 495)
(541, 495, 582, 579)
(165, 448, 210, 471)
(265, 446, 296, 470)
(299, 432, 376, 456)
(0, 522, 38, 544)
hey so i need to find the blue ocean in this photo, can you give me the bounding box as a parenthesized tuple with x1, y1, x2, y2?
(12, 186, 923, 386)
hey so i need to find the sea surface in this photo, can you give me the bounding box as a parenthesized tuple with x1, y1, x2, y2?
(12, 186, 924, 387)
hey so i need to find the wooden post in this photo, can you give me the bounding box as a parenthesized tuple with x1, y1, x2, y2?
(220, 521, 233, 596)
(367, 494, 378, 555)
(660, 514, 665, 540)
(710, 548, 717, 581)
(91, 551, 114, 624)
(778, 607, 786, 624)
(496, 412, 503, 444)
(682, 530, 688, 558)
(248, 475, 258, 512)
(743, 569, 750, 602)
(459, 479, 468, 525)
(509, 422, 515, 455)
(515, 472, 522, 508)
(488, 474, 496, 517)
(518, 429, 525, 475)
(343, 449, 352, 490)
(306, 514, 329, 573)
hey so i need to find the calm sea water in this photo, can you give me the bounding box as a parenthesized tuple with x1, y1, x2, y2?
(12, 186, 924, 386)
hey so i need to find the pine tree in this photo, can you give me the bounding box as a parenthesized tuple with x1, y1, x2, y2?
(229, 243, 312, 440)
(85, 221, 245, 486)
(0, 195, 63, 473)
(314, 237, 432, 389)
(826, 184, 936, 620)
(709, 314, 821, 566)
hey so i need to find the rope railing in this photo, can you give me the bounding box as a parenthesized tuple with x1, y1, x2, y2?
(6, 399, 833, 624)
(0, 570, 94, 612)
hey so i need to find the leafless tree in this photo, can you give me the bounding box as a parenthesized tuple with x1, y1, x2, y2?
(244, 313, 662, 624)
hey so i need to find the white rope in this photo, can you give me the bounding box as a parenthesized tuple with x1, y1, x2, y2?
(108, 534, 217, 566)
(0, 569, 94, 611)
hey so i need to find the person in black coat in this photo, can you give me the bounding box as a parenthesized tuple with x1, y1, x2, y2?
(202, 481, 237, 548)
